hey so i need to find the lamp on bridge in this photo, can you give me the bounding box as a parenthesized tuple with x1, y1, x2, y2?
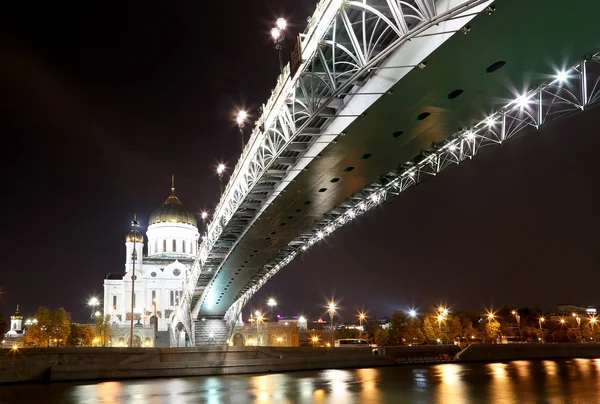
(235, 110, 248, 149)
(327, 301, 337, 346)
(270, 18, 287, 72)
(216, 164, 226, 194)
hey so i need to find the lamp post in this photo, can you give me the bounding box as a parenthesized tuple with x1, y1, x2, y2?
(270, 18, 287, 71)
(267, 298, 277, 319)
(590, 316, 597, 342)
(88, 297, 100, 320)
(573, 313, 583, 342)
(255, 311, 263, 346)
(327, 301, 337, 346)
(358, 312, 366, 339)
(512, 310, 521, 338)
(538, 317, 545, 343)
(153, 298, 158, 347)
(129, 214, 139, 348)
(216, 164, 226, 194)
(311, 336, 319, 347)
(236, 110, 248, 150)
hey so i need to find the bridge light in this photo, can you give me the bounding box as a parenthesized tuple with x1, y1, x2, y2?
(448, 144, 457, 152)
(556, 70, 569, 83)
(316, 231, 324, 240)
(484, 116, 496, 127)
(464, 131, 475, 141)
(301, 245, 307, 251)
(516, 94, 529, 109)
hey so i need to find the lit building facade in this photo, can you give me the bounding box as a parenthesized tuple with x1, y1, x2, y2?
(103, 181, 199, 347)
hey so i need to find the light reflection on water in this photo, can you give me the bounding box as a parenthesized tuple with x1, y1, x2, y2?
(2, 359, 600, 403)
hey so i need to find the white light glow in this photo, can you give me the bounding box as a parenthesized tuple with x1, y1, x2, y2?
(516, 94, 529, 109)
(201, 211, 209, 220)
(270, 27, 281, 40)
(409, 309, 417, 317)
(301, 245, 307, 250)
(236, 110, 247, 126)
(448, 144, 457, 152)
(464, 132, 475, 141)
(556, 70, 569, 83)
(217, 164, 226, 175)
(276, 18, 287, 31)
(484, 116, 496, 127)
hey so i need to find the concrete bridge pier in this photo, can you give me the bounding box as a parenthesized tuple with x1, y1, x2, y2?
(194, 319, 229, 346)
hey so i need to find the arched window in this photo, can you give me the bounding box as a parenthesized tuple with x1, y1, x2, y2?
(182, 241, 186, 253)
(155, 240, 158, 255)
(173, 239, 176, 252)
(170, 290, 175, 306)
(163, 240, 166, 252)
(112, 295, 117, 310)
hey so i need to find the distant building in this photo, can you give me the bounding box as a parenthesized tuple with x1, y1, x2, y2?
(556, 304, 596, 316)
(2, 306, 24, 348)
(230, 318, 299, 347)
(103, 179, 199, 347)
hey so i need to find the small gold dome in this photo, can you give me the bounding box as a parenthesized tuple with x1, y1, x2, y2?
(149, 191, 197, 227)
(125, 229, 144, 243)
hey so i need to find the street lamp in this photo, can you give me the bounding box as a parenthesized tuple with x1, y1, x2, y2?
(130, 214, 140, 348)
(408, 309, 417, 318)
(590, 316, 597, 342)
(539, 317, 545, 343)
(437, 314, 444, 342)
(311, 336, 319, 347)
(357, 312, 366, 338)
(216, 164, 226, 194)
(255, 311, 263, 346)
(201, 211, 209, 221)
(327, 301, 337, 346)
(487, 312, 495, 323)
(267, 298, 277, 319)
(235, 110, 248, 150)
(270, 18, 287, 71)
(88, 297, 100, 319)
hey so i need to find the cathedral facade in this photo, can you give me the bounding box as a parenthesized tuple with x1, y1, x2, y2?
(103, 182, 199, 347)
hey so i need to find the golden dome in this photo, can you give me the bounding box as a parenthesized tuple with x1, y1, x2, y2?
(125, 229, 144, 243)
(149, 190, 197, 227)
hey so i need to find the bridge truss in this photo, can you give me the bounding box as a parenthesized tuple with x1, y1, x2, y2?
(223, 52, 600, 325)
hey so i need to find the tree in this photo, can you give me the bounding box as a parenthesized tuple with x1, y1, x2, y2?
(23, 307, 71, 347)
(388, 311, 407, 345)
(335, 327, 359, 340)
(95, 315, 113, 347)
(422, 316, 437, 344)
(69, 324, 96, 346)
(0, 312, 6, 337)
(484, 321, 501, 343)
(373, 328, 389, 346)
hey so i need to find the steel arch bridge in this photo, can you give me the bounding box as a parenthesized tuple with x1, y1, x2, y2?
(171, 0, 600, 346)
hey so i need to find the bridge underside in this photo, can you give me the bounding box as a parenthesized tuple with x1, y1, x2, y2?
(187, 0, 600, 345)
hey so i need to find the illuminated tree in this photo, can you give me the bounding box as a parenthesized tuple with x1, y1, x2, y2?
(69, 324, 96, 346)
(95, 315, 113, 347)
(23, 307, 71, 347)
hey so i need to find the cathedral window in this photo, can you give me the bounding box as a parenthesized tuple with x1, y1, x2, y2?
(182, 241, 186, 253)
(175, 291, 181, 306)
(112, 296, 117, 310)
(155, 240, 158, 254)
(170, 290, 175, 306)
(163, 240, 166, 252)
(152, 290, 156, 303)
(173, 239, 176, 252)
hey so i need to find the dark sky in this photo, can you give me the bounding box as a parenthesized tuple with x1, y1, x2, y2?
(1, 1, 599, 322)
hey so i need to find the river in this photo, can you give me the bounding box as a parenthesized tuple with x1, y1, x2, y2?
(2, 359, 600, 403)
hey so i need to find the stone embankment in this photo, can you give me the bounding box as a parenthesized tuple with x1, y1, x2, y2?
(2, 343, 600, 384)
(0, 345, 457, 384)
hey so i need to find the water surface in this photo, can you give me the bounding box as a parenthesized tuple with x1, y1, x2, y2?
(2, 359, 600, 403)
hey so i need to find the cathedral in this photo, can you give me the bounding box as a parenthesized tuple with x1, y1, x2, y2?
(103, 179, 199, 347)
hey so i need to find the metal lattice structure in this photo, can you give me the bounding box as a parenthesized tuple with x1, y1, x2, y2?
(172, 0, 498, 342)
(223, 52, 600, 325)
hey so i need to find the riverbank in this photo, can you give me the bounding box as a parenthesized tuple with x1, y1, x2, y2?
(2, 343, 600, 384)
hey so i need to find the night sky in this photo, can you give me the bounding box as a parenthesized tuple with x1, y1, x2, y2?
(1, 1, 599, 323)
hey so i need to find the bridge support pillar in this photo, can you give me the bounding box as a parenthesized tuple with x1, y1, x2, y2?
(194, 319, 229, 346)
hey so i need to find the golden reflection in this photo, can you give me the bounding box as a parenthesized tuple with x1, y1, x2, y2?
(487, 363, 516, 404)
(250, 374, 274, 403)
(513, 360, 530, 379)
(96, 381, 123, 403)
(435, 364, 467, 404)
(322, 369, 352, 398)
(313, 388, 326, 404)
(357, 368, 381, 404)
